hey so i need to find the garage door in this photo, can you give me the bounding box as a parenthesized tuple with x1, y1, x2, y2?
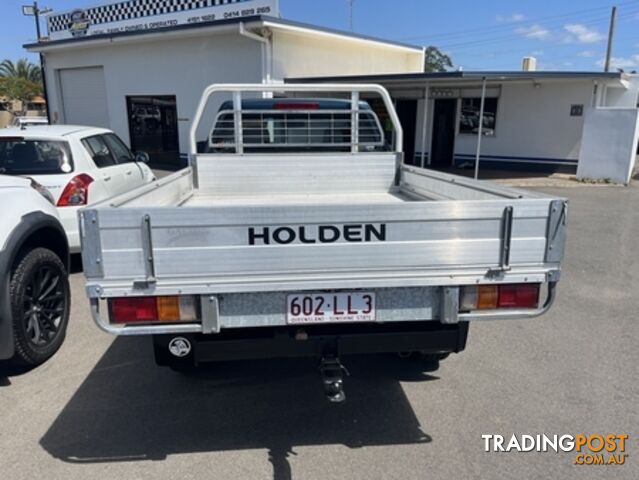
(59, 67, 110, 128)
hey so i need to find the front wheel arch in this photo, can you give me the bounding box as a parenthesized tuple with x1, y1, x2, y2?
(10, 225, 70, 275)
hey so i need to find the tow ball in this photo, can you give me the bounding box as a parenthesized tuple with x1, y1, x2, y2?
(319, 356, 349, 403)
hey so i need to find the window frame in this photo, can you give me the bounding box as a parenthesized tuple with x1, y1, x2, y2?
(81, 134, 118, 169)
(102, 133, 135, 164)
(458, 97, 499, 137)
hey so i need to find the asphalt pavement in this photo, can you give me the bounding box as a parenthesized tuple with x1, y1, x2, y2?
(1, 184, 637, 480)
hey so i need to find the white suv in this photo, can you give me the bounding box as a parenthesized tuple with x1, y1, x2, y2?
(0, 126, 155, 251)
(0, 175, 70, 366)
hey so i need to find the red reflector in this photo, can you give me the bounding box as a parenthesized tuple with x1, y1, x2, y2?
(498, 284, 540, 309)
(110, 297, 158, 323)
(273, 102, 320, 110)
(57, 174, 94, 207)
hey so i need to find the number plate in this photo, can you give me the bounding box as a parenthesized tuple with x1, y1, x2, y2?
(287, 292, 376, 324)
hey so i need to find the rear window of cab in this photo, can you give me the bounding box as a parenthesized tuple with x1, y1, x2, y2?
(0, 137, 73, 175)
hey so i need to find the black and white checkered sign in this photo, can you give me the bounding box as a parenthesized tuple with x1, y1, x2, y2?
(47, 0, 278, 39)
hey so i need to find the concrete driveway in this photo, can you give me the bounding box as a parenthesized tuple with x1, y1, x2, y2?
(1, 185, 637, 480)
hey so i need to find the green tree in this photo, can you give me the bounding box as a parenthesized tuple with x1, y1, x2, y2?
(424, 46, 453, 73)
(0, 77, 42, 115)
(0, 58, 42, 83)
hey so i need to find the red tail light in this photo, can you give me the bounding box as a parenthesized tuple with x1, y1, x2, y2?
(460, 284, 540, 311)
(110, 297, 158, 323)
(57, 174, 94, 206)
(497, 284, 540, 308)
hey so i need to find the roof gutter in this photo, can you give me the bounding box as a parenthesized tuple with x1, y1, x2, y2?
(239, 22, 272, 84)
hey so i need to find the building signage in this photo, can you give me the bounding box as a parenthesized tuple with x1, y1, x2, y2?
(46, 0, 280, 41)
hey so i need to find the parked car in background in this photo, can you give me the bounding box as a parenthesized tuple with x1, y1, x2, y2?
(0, 126, 155, 252)
(10, 116, 49, 128)
(0, 175, 70, 366)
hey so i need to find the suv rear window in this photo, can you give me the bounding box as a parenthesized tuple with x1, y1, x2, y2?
(0, 138, 73, 175)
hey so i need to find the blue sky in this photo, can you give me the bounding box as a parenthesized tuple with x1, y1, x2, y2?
(2, 0, 639, 71)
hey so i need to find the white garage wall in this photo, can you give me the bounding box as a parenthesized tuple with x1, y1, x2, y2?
(43, 33, 262, 155)
(271, 30, 423, 79)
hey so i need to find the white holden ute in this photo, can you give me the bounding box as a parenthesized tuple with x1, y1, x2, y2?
(77, 84, 567, 402)
(0, 126, 155, 252)
(0, 175, 70, 366)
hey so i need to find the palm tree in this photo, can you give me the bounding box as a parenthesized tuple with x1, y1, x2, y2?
(0, 59, 44, 115)
(0, 58, 42, 83)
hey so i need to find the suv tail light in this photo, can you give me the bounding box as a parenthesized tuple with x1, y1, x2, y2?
(460, 284, 540, 311)
(108, 296, 199, 324)
(57, 174, 94, 206)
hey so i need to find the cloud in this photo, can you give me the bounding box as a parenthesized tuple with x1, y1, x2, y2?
(513, 22, 604, 45)
(595, 55, 639, 69)
(497, 13, 525, 23)
(563, 24, 605, 43)
(516, 24, 551, 40)
(530, 50, 544, 56)
(577, 50, 595, 57)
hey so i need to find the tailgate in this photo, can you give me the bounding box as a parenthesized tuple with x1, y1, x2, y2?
(80, 195, 566, 296)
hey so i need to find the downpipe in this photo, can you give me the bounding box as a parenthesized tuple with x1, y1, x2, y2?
(239, 22, 272, 84)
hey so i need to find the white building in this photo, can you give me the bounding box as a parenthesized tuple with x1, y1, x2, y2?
(295, 71, 639, 184)
(26, 0, 424, 168)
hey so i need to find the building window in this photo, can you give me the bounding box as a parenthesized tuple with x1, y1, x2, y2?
(459, 97, 498, 136)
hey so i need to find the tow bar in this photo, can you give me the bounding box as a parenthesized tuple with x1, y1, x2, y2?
(319, 356, 349, 403)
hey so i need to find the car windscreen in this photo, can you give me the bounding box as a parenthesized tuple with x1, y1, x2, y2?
(0, 138, 73, 175)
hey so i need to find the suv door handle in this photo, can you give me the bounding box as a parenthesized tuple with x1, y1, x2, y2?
(103, 175, 111, 181)
(125, 170, 132, 175)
